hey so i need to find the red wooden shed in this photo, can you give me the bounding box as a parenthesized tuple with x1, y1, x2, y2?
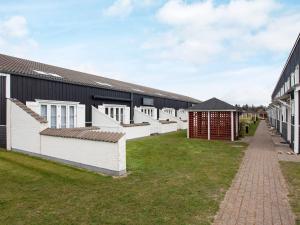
(188, 98, 239, 141)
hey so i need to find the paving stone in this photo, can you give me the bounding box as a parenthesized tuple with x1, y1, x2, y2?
(213, 121, 295, 225)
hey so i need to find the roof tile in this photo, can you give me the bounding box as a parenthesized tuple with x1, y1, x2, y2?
(188, 97, 236, 111)
(40, 127, 124, 143)
(0, 54, 200, 103)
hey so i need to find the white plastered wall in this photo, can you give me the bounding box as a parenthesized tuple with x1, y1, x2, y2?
(92, 106, 151, 139)
(134, 109, 160, 134)
(159, 123, 178, 134)
(159, 110, 186, 129)
(92, 106, 122, 133)
(6, 99, 48, 153)
(7, 99, 126, 175)
(177, 109, 188, 121)
(40, 135, 126, 174)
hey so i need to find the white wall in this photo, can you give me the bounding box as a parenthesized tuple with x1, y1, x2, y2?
(7, 99, 126, 176)
(6, 99, 48, 153)
(177, 109, 188, 120)
(134, 109, 160, 134)
(92, 106, 122, 133)
(77, 104, 86, 127)
(124, 125, 151, 139)
(40, 135, 126, 175)
(93, 106, 151, 139)
(159, 110, 187, 129)
(159, 123, 178, 134)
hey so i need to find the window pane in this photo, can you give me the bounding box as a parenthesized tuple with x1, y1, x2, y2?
(120, 108, 124, 123)
(61, 106, 66, 128)
(51, 105, 57, 128)
(41, 105, 47, 120)
(69, 106, 75, 128)
(110, 108, 114, 118)
(105, 108, 109, 115)
(116, 108, 119, 121)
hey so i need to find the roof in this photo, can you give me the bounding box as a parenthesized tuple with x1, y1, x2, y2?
(188, 97, 236, 111)
(10, 98, 48, 123)
(272, 33, 300, 98)
(40, 127, 124, 143)
(0, 53, 200, 103)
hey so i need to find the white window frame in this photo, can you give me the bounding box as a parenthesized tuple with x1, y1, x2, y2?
(35, 99, 79, 128)
(103, 104, 127, 124)
(139, 106, 156, 118)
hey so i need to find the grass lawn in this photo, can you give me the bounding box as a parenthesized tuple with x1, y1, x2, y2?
(0, 131, 246, 225)
(280, 161, 300, 225)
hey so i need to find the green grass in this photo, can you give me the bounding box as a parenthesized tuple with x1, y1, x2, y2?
(0, 131, 246, 225)
(240, 118, 260, 136)
(280, 161, 300, 225)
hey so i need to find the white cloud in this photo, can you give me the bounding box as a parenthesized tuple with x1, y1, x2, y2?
(0, 16, 38, 57)
(103, 0, 155, 17)
(1, 16, 28, 37)
(161, 65, 281, 105)
(103, 0, 133, 17)
(143, 0, 300, 64)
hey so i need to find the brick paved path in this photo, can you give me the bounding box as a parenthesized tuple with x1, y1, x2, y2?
(213, 121, 295, 225)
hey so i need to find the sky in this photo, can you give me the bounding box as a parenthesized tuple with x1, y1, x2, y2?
(0, 0, 300, 106)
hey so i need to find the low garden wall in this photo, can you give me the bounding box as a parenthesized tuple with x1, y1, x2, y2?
(6, 99, 126, 176)
(159, 121, 178, 133)
(159, 110, 187, 130)
(134, 109, 160, 134)
(40, 129, 126, 176)
(92, 106, 151, 139)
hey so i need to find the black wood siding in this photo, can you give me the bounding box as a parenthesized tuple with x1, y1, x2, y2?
(10, 75, 194, 124)
(0, 76, 6, 148)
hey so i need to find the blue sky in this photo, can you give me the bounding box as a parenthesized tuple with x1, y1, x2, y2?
(0, 0, 300, 105)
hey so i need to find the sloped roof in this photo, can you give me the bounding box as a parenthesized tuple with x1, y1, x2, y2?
(188, 97, 236, 111)
(40, 127, 124, 143)
(0, 53, 200, 103)
(10, 98, 48, 123)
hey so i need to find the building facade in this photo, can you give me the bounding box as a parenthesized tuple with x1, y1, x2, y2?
(268, 34, 300, 154)
(0, 54, 199, 148)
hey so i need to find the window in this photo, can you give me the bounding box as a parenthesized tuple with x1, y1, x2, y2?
(102, 105, 128, 124)
(292, 100, 295, 115)
(110, 108, 114, 118)
(120, 108, 124, 123)
(116, 108, 119, 121)
(291, 73, 295, 86)
(69, 106, 75, 128)
(41, 105, 47, 120)
(51, 105, 57, 128)
(61, 106, 66, 128)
